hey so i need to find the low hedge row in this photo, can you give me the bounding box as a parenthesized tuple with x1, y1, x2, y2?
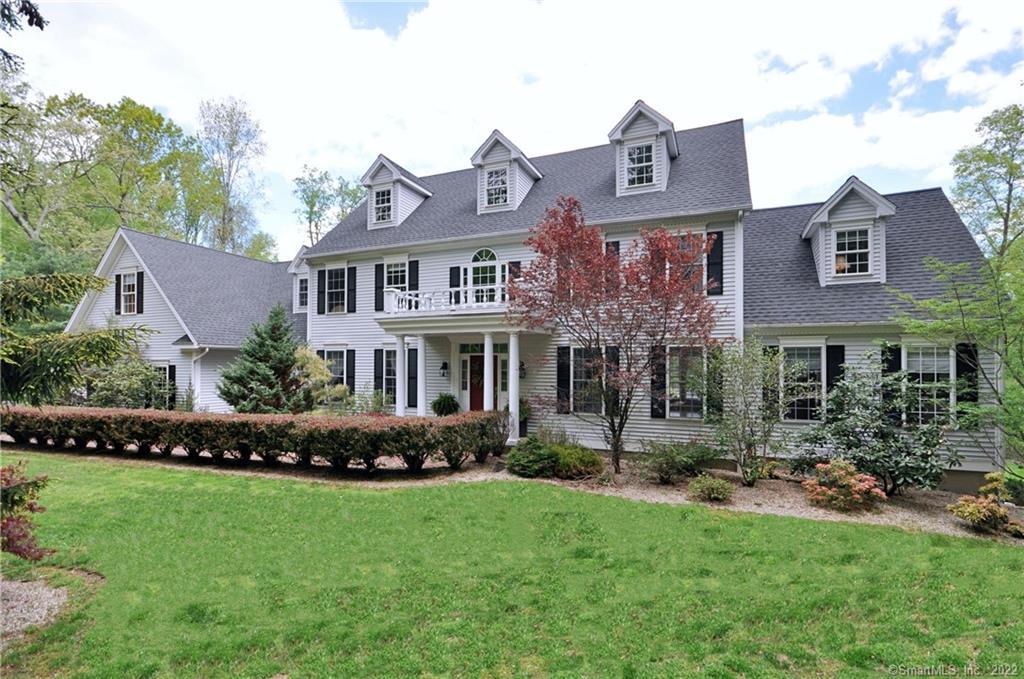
(1, 406, 508, 472)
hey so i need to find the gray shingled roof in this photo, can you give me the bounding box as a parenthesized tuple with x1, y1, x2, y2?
(121, 229, 306, 347)
(307, 119, 752, 256)
(744, 189, 985, 326)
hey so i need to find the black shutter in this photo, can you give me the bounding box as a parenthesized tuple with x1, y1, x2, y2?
(408, 260, 419, 291)
(707, 231, 724, 296)
(606, 240, 620, 255)
(167, 364, 176, 409)
(407, 347, 417, 409)
(114, 274, 122, 314)
(706, 346, 724, 418)
(346, 266, 357, 313)
(374, 263, 385, 311)
(605, 345, 620, 417)
(373, 349, 384, 393)
(881, 344, 903, 425)
(556, 346, 570, 414)
(317, 269, 326, 315)
(136, 271, 144, 314)
(605, 241, 620, 291)
(346, 349, 356, 394)
(650, 345, 666, 418)
(826, 345, 845, 393)
(508, 261, 521, 280)
(316, 350, 325, 359)
(449, 266, 461, 304)
(955, 343, 979, 404)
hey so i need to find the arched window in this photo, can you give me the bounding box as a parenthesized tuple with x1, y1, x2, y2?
(471, 249, 499, 302)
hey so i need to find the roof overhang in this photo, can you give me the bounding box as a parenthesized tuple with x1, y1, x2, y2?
(286, 245, 309, 274)
(608, 100, 679, 158)
(360, 154, 433, 197)
(470, 129, 543, 180)
(801, 176, 897, 239)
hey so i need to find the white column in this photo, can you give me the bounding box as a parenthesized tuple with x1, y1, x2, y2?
(508, 331, 520, 442)
(416, 335, 427, 416)
(449, 342, 459, 395)
(483, 332, 495, 411)
(395, 335, 407, 416)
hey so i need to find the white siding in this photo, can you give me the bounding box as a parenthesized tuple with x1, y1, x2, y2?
(614, 132, 668, 197)
(80, 242, 191, 405)
(513, 160, 535, 209)
(481, 144, 511, 164)
(621, 112, 659, 137)
(195, 349, 238, 413)
(396, 183, 425, 225)
(829, 191, 876, 221)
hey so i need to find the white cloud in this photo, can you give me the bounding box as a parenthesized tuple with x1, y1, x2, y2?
(9, 0, 1023, 256)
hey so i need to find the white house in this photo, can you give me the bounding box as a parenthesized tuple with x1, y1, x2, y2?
(67, 100, 1002, 485)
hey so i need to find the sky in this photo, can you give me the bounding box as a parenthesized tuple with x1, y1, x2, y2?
(10, 0, 1024, 259)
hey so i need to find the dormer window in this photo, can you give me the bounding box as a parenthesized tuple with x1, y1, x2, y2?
(834, 228, 870, 275)
(374, 188, 392, 224)
(486, 168, 508, 206)
(626, 143, 654, 187)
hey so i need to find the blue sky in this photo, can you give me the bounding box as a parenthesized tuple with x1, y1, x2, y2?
(11, 0, 1024, 258)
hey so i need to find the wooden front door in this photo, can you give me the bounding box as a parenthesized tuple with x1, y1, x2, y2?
(469, 355, 484, 411)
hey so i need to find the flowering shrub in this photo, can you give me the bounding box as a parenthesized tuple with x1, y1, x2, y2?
(688, 474, 734, 503)
(1, 462, 52, 561)
(801, 460, 887, 512)
(947, 495, 1010, 532)
(1, 406, 502, 473)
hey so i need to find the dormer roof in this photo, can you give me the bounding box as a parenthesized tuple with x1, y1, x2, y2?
(360, 154, 433, 197)
(608, 100, 679, 158)
(470, 129, 542, 179)
(801, 176, 896, 238)
(286, 245, 309, 274)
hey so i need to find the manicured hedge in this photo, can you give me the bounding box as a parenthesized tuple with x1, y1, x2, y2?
(1, 406, 507, 472)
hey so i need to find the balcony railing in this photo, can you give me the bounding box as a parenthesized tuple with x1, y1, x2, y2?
(383, 285, 508, 314)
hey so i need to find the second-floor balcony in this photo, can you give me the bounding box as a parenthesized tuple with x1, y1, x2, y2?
(383, 285, 509, 315)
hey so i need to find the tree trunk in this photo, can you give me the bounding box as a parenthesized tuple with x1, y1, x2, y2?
(611, 432, 624, 474)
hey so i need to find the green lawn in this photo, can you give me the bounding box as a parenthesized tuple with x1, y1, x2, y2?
(3, 451, 1022, 678)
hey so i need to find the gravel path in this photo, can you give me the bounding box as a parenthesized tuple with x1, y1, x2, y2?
(1, 576, 68, 646)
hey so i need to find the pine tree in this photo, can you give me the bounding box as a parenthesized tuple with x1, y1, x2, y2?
(217, 304, 310, 413)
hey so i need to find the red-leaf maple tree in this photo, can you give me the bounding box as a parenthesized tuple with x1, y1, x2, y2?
(508, 196, 720, 472)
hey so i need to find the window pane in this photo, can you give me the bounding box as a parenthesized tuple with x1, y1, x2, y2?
(668, 347, 703, 418)
(326, 268, 346, 313)
(324, 350, 345, 385)
(784, 346, 822, 420)
(374, 189, 392, 222)
(834, 229, 870, 274)
(907, 346, 950, 424)
(384, 349, 397, 402)
(385, 262, 407, 290)
(298, 278, 308, 307)
(572, 348, 602, 414)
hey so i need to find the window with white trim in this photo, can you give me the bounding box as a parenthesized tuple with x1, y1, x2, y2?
(906, 346, 951, 424)
(385, 262, 407, 291)
(121, 272, 137, 315)
(783, 346, 822, 421)
(626, 143, 654, 187)
(486, 167, 508, 206)
(374, 188, 392, 223)
(470, 248, 499, 303)
(834, 228, 870, 275)
(324, 350, 346, 385)
(325, 268, 345, 313)
(297, 277, 308, 308)
(667, 346, 704, 418)
(572, 347, 603, 414)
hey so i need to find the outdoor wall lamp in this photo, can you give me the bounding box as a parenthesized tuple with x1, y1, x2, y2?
(440, 361, 449, 378)
(519, 361, 527, 379)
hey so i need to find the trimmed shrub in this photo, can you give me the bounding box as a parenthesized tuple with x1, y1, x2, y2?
(688, 474, 734, 503)
(801, 460, 886, 512)
(639, 440, 718, 484)
(947, 495, 1009, 532)
(431, 393, 460, 417)
(506, 437, 559, 478)
(550, 443, 603, 479)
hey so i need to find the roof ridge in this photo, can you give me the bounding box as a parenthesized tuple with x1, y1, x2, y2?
(749, 186, 946, 214)
(120, 227, 286, 265)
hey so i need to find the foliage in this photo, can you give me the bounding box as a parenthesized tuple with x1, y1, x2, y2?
(799, 351, 959, 496)
(431, 392, 460, 417)
(638, 439, 718, 484)
(549, 442, 603, 479)
(508, 196, 719, 473)
(72, 352, 173, 409)
(801, 460, 886, 512)
(217, 305, 310, 413)
(979, 467, 1024, 506)
(534, 422, 575, 446)
(0, 0, 46, 70)
(293, 345, 350, 412)
(506, 437, 559, 478)
(0, 461, 51, 560)
(292, 164, 366, 246)
(687, 474, 734, 503)
(704, 337, 805, 487)
(947, 495, 1010, 533)
(1006, 464, 1024, 505)
(1, 405, 497, 474)
(1, 272, 144, 404)
(897, 104, 1024, 469)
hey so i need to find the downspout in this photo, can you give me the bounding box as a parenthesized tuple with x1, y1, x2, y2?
(191, 347, 210, 405)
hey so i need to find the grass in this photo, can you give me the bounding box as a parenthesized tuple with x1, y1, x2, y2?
(3, 450, 1022, 678)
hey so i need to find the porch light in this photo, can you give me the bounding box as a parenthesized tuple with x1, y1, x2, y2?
(440, 361, 449, 378)
(519, 361, 527, 379)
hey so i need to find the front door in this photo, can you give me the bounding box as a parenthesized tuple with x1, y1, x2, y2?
(469, 355, 484, 411)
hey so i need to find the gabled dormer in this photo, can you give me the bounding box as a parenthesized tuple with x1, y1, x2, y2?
(360, 155, 432, 229)
(470, 130, 542, 215)
(803, 176, 896, 287)
(608, 100, 679, 197)
(287, 245, 310, 313)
